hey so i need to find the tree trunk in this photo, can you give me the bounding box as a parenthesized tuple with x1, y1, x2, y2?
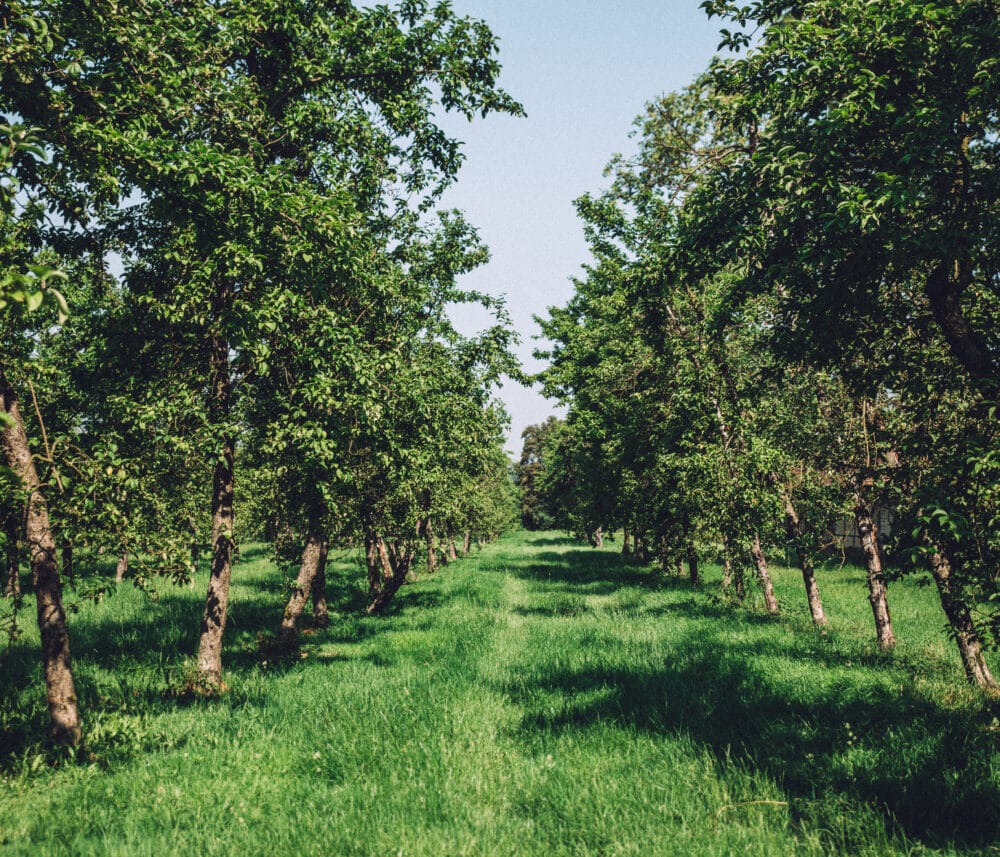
(854, 495, 896, 651)
(4, 505, 20, 596)
(364, 531, 382, 596)
(928, 549, 996, 689)
(277, 532, 323, 651)
(750, 533, 779, 614)
(311, 537, 329, 628)
(622, 528, 631, 555)
(195, 321, 235, 690)
(674, 557, 685, 577)
(461, 531, 471, 557)
(685, 542, 700, 587)
(377, 536, 394, 580)
(420, 518, 437, 573)
(115, 548, 128, 583)
(1, 372, 81, 745)
(593, 526, 604, 549)
(446, 531, 458, 563)
(782, 493, 827, 627)
(366, 543, 414, 615)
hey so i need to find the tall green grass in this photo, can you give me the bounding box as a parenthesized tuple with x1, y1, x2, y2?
(1, 533, 997, 855)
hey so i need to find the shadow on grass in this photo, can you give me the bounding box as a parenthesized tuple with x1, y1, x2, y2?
(0, 560, 436, 768)
(499, 546, 1000, 850)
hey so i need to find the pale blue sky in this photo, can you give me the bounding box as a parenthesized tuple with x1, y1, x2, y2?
(436, 1, 724, 455)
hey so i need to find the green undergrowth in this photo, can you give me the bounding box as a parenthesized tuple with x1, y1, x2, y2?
(1, 533, 998, 855)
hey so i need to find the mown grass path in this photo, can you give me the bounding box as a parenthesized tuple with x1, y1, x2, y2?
(1, 532, 998, 855)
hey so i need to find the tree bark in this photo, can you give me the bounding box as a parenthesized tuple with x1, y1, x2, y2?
(925, 261, 996, 385)
(311, 537, 329, 628)
(928, 549, 996, 689)
(196, 318, 235, 690)
(622, 528, 631, 555)
(421, 518, 437, 573)
(364, 531, 382, 596)
(446, 531, 458, 563)
(366, 543, 414, 615)
(277, 532, 324, 651)
(1, 372, 81, 745)
(4, 504, 20, 596)
(377, 535, 394, 580)
(593, 526, 604, 549)
(854, 495, 896, 651)
(750, 533, 779, 614)
(685, 542, 700, 587)
(461, 531, 471, 557)
(115, 549, 128, 583)
(782, 493, 827, 627)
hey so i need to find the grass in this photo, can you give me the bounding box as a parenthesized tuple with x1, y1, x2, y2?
(1, 531, 998, 855)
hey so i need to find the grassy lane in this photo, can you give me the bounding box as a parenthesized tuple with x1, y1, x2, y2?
(1, 532, 998, 855)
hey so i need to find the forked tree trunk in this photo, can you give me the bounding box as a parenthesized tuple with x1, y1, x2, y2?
(366, 543, 414, 615)
(4, 505, 20, 596)
(461, 531, 471, 557)
(685, 542, 700, 587)
(854, 495, 896, 651)
(750, 533, 779, 614)
(311, 538, 329, 628)
(928, 549, 996, 689)
(276, 531, 324, 651)
(782, 493, 827, 626)
(196, 319, 235, 690)
(1, 372, 81, 745)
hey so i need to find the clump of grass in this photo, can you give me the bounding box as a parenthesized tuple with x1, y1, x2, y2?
(0, 532, 996, 855)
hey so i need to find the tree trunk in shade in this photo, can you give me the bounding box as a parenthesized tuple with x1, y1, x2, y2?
(377, 536, 394, 580)
(782, 493, 827, 627)
(685, 542, 700, 587)
(365, 531, 382, 596)
(621, 528, 631, 555)
(853, 494, 896, 651)
(461, 531, 471, 557)
(1, 371, 81, 745)
(446, 532, 458, 562)
(311, 538, 330, 628)
(277, 532, 324, 650)
(750, 533, 779, 614)
(928, 549, 996, 689)
(421, 519, 437, 573)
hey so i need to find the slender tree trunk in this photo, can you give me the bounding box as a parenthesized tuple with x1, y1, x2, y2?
(622, 528, 631, 555)
(782, 493, 827, 626)
(1, 372, 81, 745)
(750, 533, 779, 614)
(196, 320, 235, 690)
(4, 505, 20, 596)
(115, 549, 128, 583)
(446, 532, 458, 563)
(593, 526, 604, 549)
(311, 538, 329, 628)
(928, 549, 996, 689)
(685, 542, 700, 587)
(364, 531, 382, 596)
(854, 495, 896, 651)
(674, 557, 685, 577)
(461, 531, 471, 557)
(366, 544, 414, 615)
(277, 532, 323, 651)
(377, 536, 394, 580)
(422, 519, 437, 573)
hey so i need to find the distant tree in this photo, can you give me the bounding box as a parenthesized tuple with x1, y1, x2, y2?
(515, 417, 561, 530)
